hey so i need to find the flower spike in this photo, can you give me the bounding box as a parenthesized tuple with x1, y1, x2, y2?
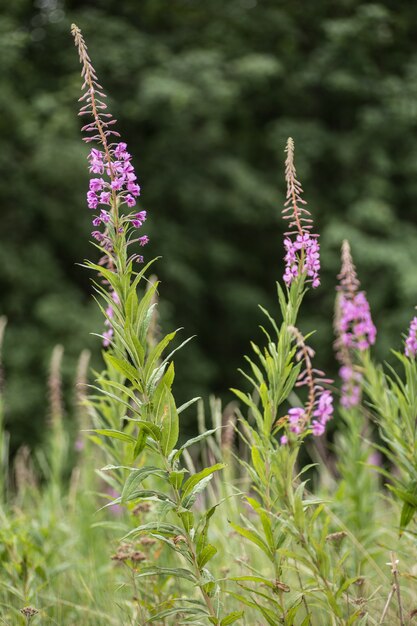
(334, 240, 376, 407)
(282, 138, 320, 288)
(72, 25, 149, 346)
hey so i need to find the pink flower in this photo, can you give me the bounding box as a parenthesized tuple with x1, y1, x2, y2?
(103, 328, 113, 347)
(127, 182, 141, 196)
(283, 234, 320, 289)
(87, 191, 98, 209)
(139, 236, 149, 246)
(88, 148, 104, 174)
(114, 142, 127, 159)
(135, 210, 147, 223)
(111, 290, 120, 305)
(100, 210, 110, 224)
(89, 178, 105, 192)
(405, 316, 417, 358)
(99, 191, 111, 205)
(124, 194, 136, 208)
(311, 390, 334, 436)
(288, 407, 304, 434)
(111, 177, 125, 190)
(339, 292, 376, 350)
(311, 421, 325, 436)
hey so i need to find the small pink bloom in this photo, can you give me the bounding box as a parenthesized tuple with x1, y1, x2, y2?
(100, 191, 111, 205)
(124, 194, 136, 207)
(89, 178, 105, 192)
(127, 182, 141, 196)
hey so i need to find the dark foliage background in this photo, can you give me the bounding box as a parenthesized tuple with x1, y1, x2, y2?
(1, 0, 417, 447)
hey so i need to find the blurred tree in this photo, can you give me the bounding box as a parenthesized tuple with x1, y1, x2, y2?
(1, 0, 417, 446)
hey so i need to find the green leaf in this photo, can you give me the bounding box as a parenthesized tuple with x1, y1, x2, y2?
(171, 428, 220, 462)
(133, 427, 147, 461)
(177, 396, 200, 414)
(181, 464, 225, 502)
(230, 576, 275, 589)
(169, 469, 188, 489)
(229, 522, 271, 558)
(121, 467, 167, 503)
(91, 429, 136, 444)
(221, 611, 244, 625)
(150, 606, 208, 620)
(108, 489, 174, 508)
(131, 420, 161, 440)
(160, 390, 179, 456)
(134, 566, 197, 583)
(105, 354, 141, 386)
(144, 331, 177, 380)
(178, 510, 194, 533)
(251, 446, 266, 483)
(400, 501, 416, 530)
(197, 544, 217, 569)
(125, 522, 184, 539)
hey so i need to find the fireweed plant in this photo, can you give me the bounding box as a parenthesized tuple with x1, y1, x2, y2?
(65, 24, 417, 626)
(71, 24, 233, 626)
(329, 242, 381, 578)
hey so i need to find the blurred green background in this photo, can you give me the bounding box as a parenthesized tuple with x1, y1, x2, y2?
(1, 0, 417, 448)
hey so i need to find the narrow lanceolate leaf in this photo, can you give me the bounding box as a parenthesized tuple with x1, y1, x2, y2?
(132, 428, 147, 461)
(220, 611, 245, 625)
(400, 501, 416, 531)
(125, 521, 184, 539)
(177, 396, 200, 414)
(121, 467, 167, 503)
(171, 428, 220, 462)
(197, 544, 217, 569)
(91, 429, 136, 444)
(149, 606, 208, 621)
(229, 522, 271, 558)
(109, 489, 175, 508)
(130, 420, 161, 441)
(160, 390, 179, 456)
(134, 566, 197, 583)
(105, 354, 141, 387)
(181, 464, 225, 502)
(229, 576, 276, 589)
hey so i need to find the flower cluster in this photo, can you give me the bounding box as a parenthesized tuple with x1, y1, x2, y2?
(280, 389, 334, 444)
(336, 240, 376, 351)
(282, 138, 320, 288)
(405, 316, 417, 358)
(312, 390, 334, 436)
(339, 365, 361, 409)
(280, 327, 334, 444)
(283, 234, 320, 288)
(334, 241, 376, 408)
(87, 142, 148, 245)
(338, 292, 376, 351)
